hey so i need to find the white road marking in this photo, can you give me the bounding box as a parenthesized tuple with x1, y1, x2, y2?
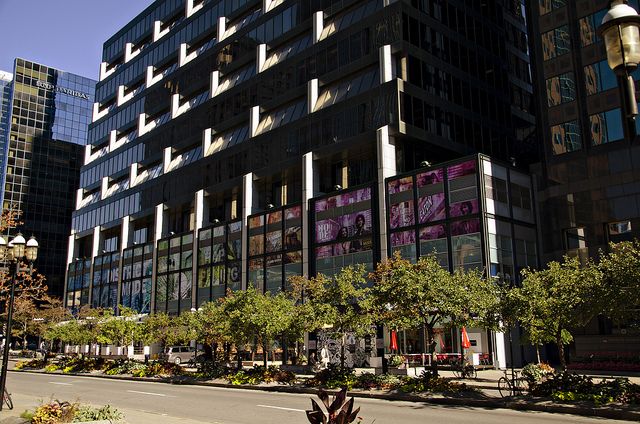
(126, 390, 174, 397)
(256, 404, 305, 412)
(48, 382, 72, 386)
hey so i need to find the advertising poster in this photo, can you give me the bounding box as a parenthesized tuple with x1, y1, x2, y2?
(391, 230, 415, 247)
(449, 199, 479, 218)
(249, 234, 264, 256)
(227, 239, 241, 260)
(268, 210, 282, 225)
(388, 176, 413, 194)
(447, 160, 476, 180)
(417, 169, 444, 186)
(266, 230, 282, 253)
(418, 193, 446, 223)
(249, 215, 264, 229)
(284, 226, 302, 249)
(316, 210, 373, 244)
(390, 200, 415, 229)
(419, 224, 446, 241)
(315, 187, 372, 212)
(451, 218, 481, 236)
(286, 205, 302, 220)
(285, 251, 302, 263)
(212, 265, 224, 285)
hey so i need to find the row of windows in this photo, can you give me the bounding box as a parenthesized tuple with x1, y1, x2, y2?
(551, 109, 640, 155)
(80, 143, 145, 188)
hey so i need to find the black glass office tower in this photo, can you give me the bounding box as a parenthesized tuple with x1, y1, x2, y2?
(527, 0, 640, 357)
(67, 0, 537, 367)
(2, 59, 96, 297)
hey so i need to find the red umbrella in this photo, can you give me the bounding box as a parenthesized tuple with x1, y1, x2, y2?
(461, 327, 471, 349)
(389, 330, 398, 351)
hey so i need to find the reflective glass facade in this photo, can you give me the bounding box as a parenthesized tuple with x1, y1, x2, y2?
(3, 59, 95, 297)
(0, 71, 13, 207)
(528, 0, 640, 355)
(68, 0, 534, 332)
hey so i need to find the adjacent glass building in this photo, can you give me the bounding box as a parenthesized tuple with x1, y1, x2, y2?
(66, 0, 537, 367)
(0, 71, 13, 207)
(2, 59, 95, 297)
(527, 0, 640, 358)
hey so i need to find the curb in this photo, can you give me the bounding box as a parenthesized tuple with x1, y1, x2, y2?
(13, 370, 640, 422)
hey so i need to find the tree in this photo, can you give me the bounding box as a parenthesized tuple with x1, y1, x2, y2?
(292, 265, 375, 369)
(598, 240, 640, 325)
(138, 312, 181, 348)
(180, 301, 229, 363)
(371, 253, 500, 373)
(252, 290, 296, 367)
(95, 306, 142, 354)
(219, 288, 260, 368)
(0, 209, 48, 305)
(511, 256, 603, 369)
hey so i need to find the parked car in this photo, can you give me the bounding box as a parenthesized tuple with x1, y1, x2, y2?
(160, 346, 196, 365)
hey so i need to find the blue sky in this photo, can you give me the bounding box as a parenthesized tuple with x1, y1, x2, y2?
(0, 0, 153, 80)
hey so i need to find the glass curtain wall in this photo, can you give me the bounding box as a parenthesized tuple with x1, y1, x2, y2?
(120, 243, 153, 313)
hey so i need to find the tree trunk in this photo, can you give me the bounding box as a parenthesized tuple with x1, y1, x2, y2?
(425, 323, 439, 376)
(236, 346, 243, 369)
(556, 334, 567, 370)
(263, 340, 268, 368)
(203, 342, 214, 362)
(536, 345, 541, 364)
(340, 334, 346, 370)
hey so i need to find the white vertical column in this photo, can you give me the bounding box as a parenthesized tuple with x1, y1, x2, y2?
(129, 163, 138, 187)
(379, 45, 393, 83)
(101, 177, 109, 199)
(210, 71, 219, 98)
(66, 233, 76, 266)
(376, 125, 395, 261)
(241, 173, 255, 290)
(193, 190, 207, 307)
(203, 128, 213, 157)
(307, 79, 318, 113)
(171, 93, 180, 118)
(495, 331, 507, 370)
(151, 204, 167, 312)
(120, 216, 131, 253)
(217, 17, 227, 41)
(163, 147, 172, 173)
(109, 129, 118, 151)
(250, 106, 260, 137)
(302, 153, 314, 277)
(263, 0, 272, 13)
(312, 12, 324, 44)
(257, 44, 267, 73)
(92, 226, 102, 259)
(76, 189, 84, 210)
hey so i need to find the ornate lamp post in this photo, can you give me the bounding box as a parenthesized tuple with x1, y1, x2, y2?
(0, 234, 38, 410)
(598, 0, 640, 141)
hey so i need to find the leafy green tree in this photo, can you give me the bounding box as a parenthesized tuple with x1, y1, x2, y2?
(512, 256, 603, 369)
(180, 301, 229, 362)
(95, 306, 142, 353)
(598, 240, 640, 325)
(219, 288, 260, 368)
(292, 265, 375, 369)
(138, 312, 181, 348)
(371, 253, 500, 372)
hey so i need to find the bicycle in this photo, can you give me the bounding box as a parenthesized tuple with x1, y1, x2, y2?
(450, 358, 477, 379)
(498, 369, 527, 397)
(3, 387, 13, 410)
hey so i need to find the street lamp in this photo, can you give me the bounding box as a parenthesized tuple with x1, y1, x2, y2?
(0, 233, 38, 411)
(598, 0, 640, 141)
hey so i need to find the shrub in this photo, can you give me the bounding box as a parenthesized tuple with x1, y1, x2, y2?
(43, 364, 60, 373)
(223, 366, 296, 385)
(194, 361, 229, 379)
(530, 372, 594, 397)
(103, 359, 145, 375)
(308, 365, 358, 390)
(131, 361, 183, 378)
(30, 400, 76, 424)
(73, 404, 123, 422)
(399, 371, 471, 394)
(521, 362, 554, 386)
(15, 359, 46, 370)
(387, 355, 404, 367)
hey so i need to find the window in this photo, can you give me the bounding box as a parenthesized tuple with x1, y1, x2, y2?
(580, 3, 640, 47)
(551, 120, 582, 155)
(565, 227, 587, 250)
(607, 221, 633, 243)
(590, 108, 624, 146)
(546, 73, 575, 106)
(539, 0, 566, 15)
(542, 25, 571, 60)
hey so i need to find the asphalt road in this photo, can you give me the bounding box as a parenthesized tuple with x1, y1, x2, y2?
(2, 371, 632, 423)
